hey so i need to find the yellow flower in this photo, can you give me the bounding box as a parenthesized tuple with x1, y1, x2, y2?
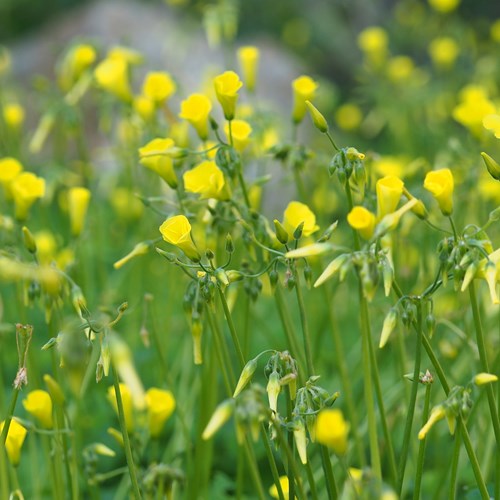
(335, 104, 362, 131)
(183, 160, 229, 200)
(139, 138, 178, 188)
(142, 71, 176, 104)
(108, 46, 144, 65)
(11, 172, 46, 221)
(428, 37, 459, 69)
(305, 101, 328, 133)
(159, 215, 200, 261)
(453, 85, 496, 135)
(386, 56, 415, 83)
(358, 26, 388, 67)
(483, 114, 500, 139)
(0, 419, 27, 466)
(347, 206, 376, 240)
(214, 71, 243, 120)
(107, 383, 134, 433)
(237, 46, 259, 92)
(144, 388, 176, 438)
(474, 373, 498, 386)
(3, 103, 25, 129)
(418, 405, 446, 440)
(23, 390, 53, 429)
(373, 156, 406, 178)
(133, 95, 155, 121)
(292, 75, 319, 123)
(428, 0, 460, 13)
(224, 119, 252, 151)
(35, 231, 57, 265)
(59, 44, 96, 91)
(179, 93, 212, 140)
(94, 58, 132, 101)
(68, 186, 91, 236)
(269, 476, 290, 500)
(282, 201, 319, 238)
(423, 168, 454, 215)
(0, 157, 23, 197)
(315, 409, 349, 455)
(376, 175, 404, 218)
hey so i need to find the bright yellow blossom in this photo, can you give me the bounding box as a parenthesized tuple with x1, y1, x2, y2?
(282, 201, 319, 238)
(144, 388, 176, 438)
(183, 160, 229, 200)
(347, 206, 376, 240)
(376, 175, 404, 218)
(428, 0, 460, 14)
(94, 58, 132, 101)
(68, 186, 91, 236)
(315, 409, 349, 455)
(0, 157, 23, 197)
(23, 390, 53, 429)
(3, 103, 25, 129)
(142, 71, 176, 103)
(139, 138, 178, 188)
(179, 93, 212, 140)
(59, 43, 96, 91)
(159, 215, 200, 261)
(237, 46, 259, 92)
(453, 85, 495, 135)
(269, 476, 290, 500)
(423, 168, 454, 215)
(428, 37, 459, 69)
(483, 114, 500, 139)
(0, 419, 27, 466)
(11, 172, 46, 221)
(214, 71, 243, 120)
(224, 119, 252, 151)
(358, 26, 388, 67)
(292, 75, 318, 123)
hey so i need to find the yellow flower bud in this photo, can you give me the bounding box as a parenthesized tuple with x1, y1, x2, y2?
(202, 399, 234, 440)
(107, 383, 134, 433)
(3, 103, 25, 129)
(183, 160, 230, 201)
(43, 374, 65, 406)
(269, 476, 289, 500)
(376, 175, 404, 218)
(159, 215, 200, 262)
(314, 254, 349, 288)
(114, 241, 150, 269)
(237, 46, 259, 92)
(68, 186, 91, 236)
(474, 372, 498, 386)
(347, 206, 376, 240)
(233, 358, 258, 397)
(0, 418, 27, 466)
(214, 71, 243, 120)
(423, 168, 454, 216)
(59, 44, 96, 91)
(23, 390, 53, 429)
(292, 75, 318, 123)
(144, 388, 176, 438)
(94, 58, 132, 101)
(379, 308, 398, 348)
(224, 119, 252, 151)
(358, 26, 388, 67)
(10, 172, 46, 221)
(282, 201, 319, 239)
(142, 71, 176, 104)
(293, 419, 308, 464)
(266, 371, 281, 413)
(285, 242, 333, 259)
(179, 93, 212, 140)
(418, 405, 446, 440)
(315, 409, 349, 455)
(305, 100, 328, 133)
(139, 138, 178, 188)
(133, 95, 155, 121)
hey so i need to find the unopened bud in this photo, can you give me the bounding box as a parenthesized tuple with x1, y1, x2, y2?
(481, 151, 500, 181)
(215, 268, 229, 286)
(202, 399, 234, 440)
(267, 371, 281, 413)
(474, 372, 498, 386)
(273, 219, 289, 245)
(305, 100, 328, 133)
(43, 373, 65, 406)
(233, 358, 258, 397)
(293, 222, 304, 240)
(293, 418, 308, 464)
(379, 308, 398, 348)
(22, 226, 37, 254)
(418, 405, 446, 440)
(114, 241, 150, 269)
(225, 234, 234, 253)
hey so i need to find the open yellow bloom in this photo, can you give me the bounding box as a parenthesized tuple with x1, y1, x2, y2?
(283, 201, 319, 238)
(453, 85, 495, 135)
(292, 75, 318, 123)
(68, 186, 91, 236)
(423, 168, 454, 215)
(142, 71, 176, 104)
(107, 383, 134, 433)
(59, 44, 96, 91)
(179, 93, 212, 140)
(11, 172, 46, 221)
(144, 388, 176, 438)
(0, 419, 27, 466)
(159, 215, 200, 261)
(347, 206, 376, 240)
(23, 390, 53, 429)
(0, 157, 23, 198)
(94, 58, 131, 101)
(183, 160, 229, 200)
(269, 476, 290, 500)
(238, 46, 259, 92)
(428, 0, 460, 13)
(429, 37, 459, 69)
(376, 175, 404, 218)
(224, 119, 252, 151)
(3, 103, 25, 129)
(214, 71, 243, 120)
(358, 26, 388, 67)
(315, 409, 349, 455)
(133, 95, 155, 121)
(139, 138, 178, 188)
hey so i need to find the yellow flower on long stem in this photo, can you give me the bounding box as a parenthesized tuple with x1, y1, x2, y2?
(139, 138, 178, 188)
(159, 215, 200, 262)
(214, 71, 243, 120)
(179, 93, 212, 140)
(94, 57, 132, 101)
(142, 71, 177, 104)
(423, 168, 454, 215)
(315, 409, 349, 455)
(10, 172, 45, 221)
(23, 390, 53, 429)
(3, 103, 25, 129)
(0, 157, 23, 198)
(183, 160, 230, 200)
(144, 388, 176, 438)
(68, 187, 91, 237)
(376, 175, 404, 218)
(347, 206, 376, 240)
(0, 418, 28, 466)
(292, 75, 318, 123)
(223, 119, 252, 152)
(237, 46, 259, 92)
(269, 476, 290, 500)
(282, 201, 319, 239)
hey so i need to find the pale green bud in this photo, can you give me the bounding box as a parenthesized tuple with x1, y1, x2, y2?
(305, 100, 328, 133)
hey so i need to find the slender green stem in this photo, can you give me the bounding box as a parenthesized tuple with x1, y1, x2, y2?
(448, 216, 458, 244)
(217, 287, 245, 368)
(319, 447, 338, 500)
(448, 425, 462, 500)
(414, 383, 431, 500)
(242, 436, 266, 500)
(397, 301, 423, 495)
(110, 362, 142, 500)
(1, 387, 20, 445)
(0, 431, 9, 499)
(261, 426, 286, 500)
(468, 282, 500, 449)
(325, 131, 340, 152)
(286, 390, 295, 500)
(305, 461, 319, 500)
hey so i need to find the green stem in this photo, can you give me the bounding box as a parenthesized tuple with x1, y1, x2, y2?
(286, 390, 295, 500)
(448, 425, 462, 500)
(305, 461, 319, 500)
(325, 132, 340, 152)
(110, 362, 142, 500)
(54, 405, 73, 497)
(261, 427, 286, 500)
(319, 447, 338, 500)
(413, 383, 431, 500)
(397, 301, 423, 495)
(448, 216, 458, 244)
(468, 282, 500, 450)
(242, 437, 266, 500)
(217, 287, 245, 368)
(1, 387, 20, 445)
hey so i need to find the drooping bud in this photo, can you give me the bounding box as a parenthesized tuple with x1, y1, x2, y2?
(273, 219, 289, 245)
(481, 151, 500, 181)
(305, 100, 328, 133)
(379, 308, 398, 348)
(233, 358, 258, 397)
(293, 418, 308, 464)
(418, 405, 446, 440)
(266, 371, 281, 413)
(474, 372, 498, 386)
(22, 226, 37, 254)
(202, 399, 234, 440)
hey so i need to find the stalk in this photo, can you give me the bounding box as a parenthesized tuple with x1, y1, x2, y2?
(413, 383, 431, 500)
(218, 287, 245, 367)
(448, 426, 462, 500)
